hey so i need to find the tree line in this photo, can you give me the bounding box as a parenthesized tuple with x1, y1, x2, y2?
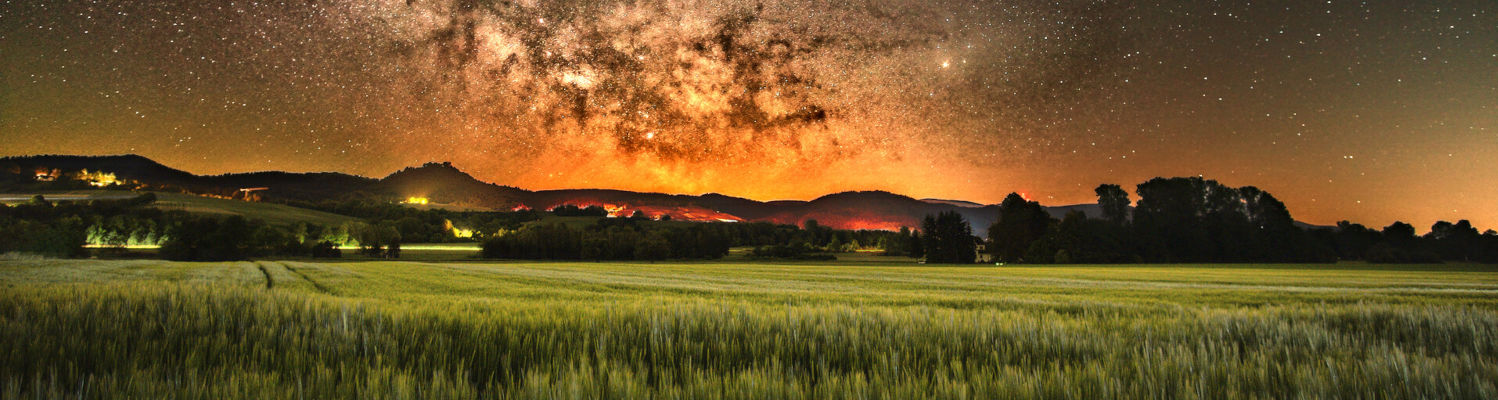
(2, 194, 908, 262)
(1, 194, 351, 261)
(281, 198, 545, 243)
(9, 176, 1497, 264)
(477, 213, 907, 261)
(285, 199, 906, 258)
(911, 177, 1498, 264)
(480, 213, 728, 261)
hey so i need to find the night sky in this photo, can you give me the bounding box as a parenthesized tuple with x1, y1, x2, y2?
(2, 0, 1495, 229)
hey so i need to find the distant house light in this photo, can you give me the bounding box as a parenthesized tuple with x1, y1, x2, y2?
(237, 187, 269, 202)
(79, 169, 117, 187)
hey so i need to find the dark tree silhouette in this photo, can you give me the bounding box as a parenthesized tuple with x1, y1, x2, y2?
(904, 226, 925, 258)
(1134, 177, 1233, 261)
(1094, 184, 1131, 225)
(921, 211, 976, 264)
(1427, 220, 1480, 261)
(988, 193, 1052, 263)
(1127, 177, 1336, 262)
(1383, 222, 1417, 246)
(1331, 221, 1380, 259)
(1023, 211, 1133, 264)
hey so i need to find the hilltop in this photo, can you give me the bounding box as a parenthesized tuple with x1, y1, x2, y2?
(2, 154, 1104, 232)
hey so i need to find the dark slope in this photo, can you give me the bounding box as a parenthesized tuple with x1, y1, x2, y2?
(379, 162, 527, 208)
(2, 154, 379, 201)
(3, 154, 198, 185)
(921, 198, 986, 208)
(2, 154, 1111, 232)
(200, 172, 379, 201)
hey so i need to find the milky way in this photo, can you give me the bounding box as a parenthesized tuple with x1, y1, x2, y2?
(364, 0, 1132, 193)
(2, 0, 1496, 229)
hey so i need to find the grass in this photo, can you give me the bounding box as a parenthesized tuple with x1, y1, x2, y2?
(1, 260, 1495, 399)
(0, 190, 361, 227)
(0, 190, 139, 204)
(519, 215, 711, 231)
(149, 192, 360, 227)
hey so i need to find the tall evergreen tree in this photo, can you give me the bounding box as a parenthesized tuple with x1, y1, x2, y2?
(1094, 184, 1131, 225)
(988, 193, 1052, 263)
(921, 211, 976, 264)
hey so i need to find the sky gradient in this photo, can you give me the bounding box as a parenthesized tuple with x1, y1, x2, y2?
(2, 0, 1495, 230)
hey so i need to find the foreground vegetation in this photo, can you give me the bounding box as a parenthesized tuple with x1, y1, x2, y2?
(1, 191, 900, 261)
(2, 260, 1495, 399)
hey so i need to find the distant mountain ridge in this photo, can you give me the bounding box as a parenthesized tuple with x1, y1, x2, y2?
(920, 198, 985, 208)
(2, 154, 1107, 233)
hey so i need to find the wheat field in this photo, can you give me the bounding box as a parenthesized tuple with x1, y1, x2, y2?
(1, 259, 1496, 399)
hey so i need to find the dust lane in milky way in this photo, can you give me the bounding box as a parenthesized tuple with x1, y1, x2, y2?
(1, 0, 1495, 229)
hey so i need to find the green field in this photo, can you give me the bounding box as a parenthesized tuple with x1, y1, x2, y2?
(2, 260, 1496, 399)
(148, 192, 361, 227)
(1, 190, 361, 227)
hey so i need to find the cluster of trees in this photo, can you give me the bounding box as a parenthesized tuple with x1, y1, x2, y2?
(1, 194, 161, 258)
(287, 199, 544, 243)
(920, 212, 978, 263)
(293, 198, 913, 260)
(1317, 220, 1498, 263)
(912, 176, 1498, 264)
(0, 194, 349, 261)
(0, 196, 109, 259)
(481, 218, 731, 261)
(13, 175, 1496, 265)
(878, 227, 925, 258)
(548, 204, 610, 217)
(3, 192, 911, 262)
(157, 215, 344, 261)
(350, 223, 402, 259)
(0, 169, 130, 191)
(872, 213, 983, 263)
(796, 220, 900, 253)
(741, 220, 908, 260)
(980, 178, 1336, 264)
(747, 243, 835, 260)
(479, 215, 912, 261)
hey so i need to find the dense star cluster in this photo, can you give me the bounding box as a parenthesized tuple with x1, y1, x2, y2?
(1, 0, 1495, 228)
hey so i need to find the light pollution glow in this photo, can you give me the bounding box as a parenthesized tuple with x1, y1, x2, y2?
(1, 0, 1496, 230)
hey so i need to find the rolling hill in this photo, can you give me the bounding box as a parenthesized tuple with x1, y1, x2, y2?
(149, 192, 361, 227)
(3, 154, 1108, 232)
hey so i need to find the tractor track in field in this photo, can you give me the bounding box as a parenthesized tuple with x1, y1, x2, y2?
(280, 262, 333, 294)
(255, 262, 274, 289)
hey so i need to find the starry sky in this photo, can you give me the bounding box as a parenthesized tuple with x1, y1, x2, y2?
(2, 0, 1495, 229)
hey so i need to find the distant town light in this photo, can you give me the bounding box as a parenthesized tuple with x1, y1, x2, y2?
(79, 169, 117, 187)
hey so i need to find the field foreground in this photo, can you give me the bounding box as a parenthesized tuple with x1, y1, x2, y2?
(2, 260, 1496, 399)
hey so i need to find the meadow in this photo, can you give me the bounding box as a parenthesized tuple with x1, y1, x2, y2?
(146, 192, 361, 227)
(1, 190, 361, 227)
(1, 259, 1496, 399)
